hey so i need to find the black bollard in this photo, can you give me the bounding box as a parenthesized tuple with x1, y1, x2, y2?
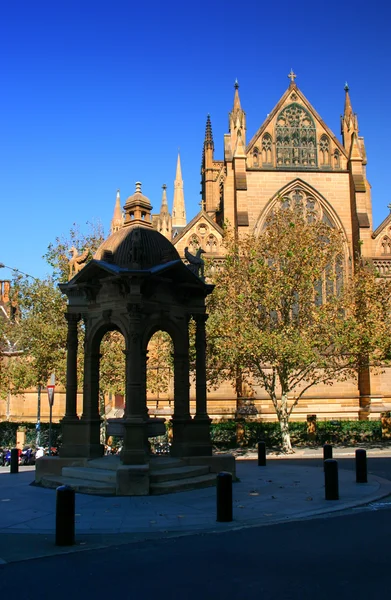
(323, 444, 333, 470)
(323, 443, 333, 461)
(216, 471, 233, 522)
(258, 441, 266, 466)
(10, 448, 19, 474)
(324, 459, 339, 500)
(355, 449, 368, 483)
(55, 485, 75, 546)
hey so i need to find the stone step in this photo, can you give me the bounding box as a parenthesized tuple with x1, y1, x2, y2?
(150, 473, 217, 495)
(150, 465, 210, 483)
(149, 457, 186, 471)
(62, 466, 117, 484)
(39, 475, 116, 495)
(87, 456, 121, 471)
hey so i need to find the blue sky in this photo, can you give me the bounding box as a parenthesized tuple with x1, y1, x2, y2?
(0, 0, 389, 280)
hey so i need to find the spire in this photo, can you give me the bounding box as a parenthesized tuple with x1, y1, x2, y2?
(233, 78, 241, 110)
(341, 82, 359, 150)
(110, 189, 123, 233)
(160, 184, 169, 215)
(229, 79, 246, 148)
(343, 82, 354, 121)
(204, 114, 214, 150)
(172, 153, 186, 228)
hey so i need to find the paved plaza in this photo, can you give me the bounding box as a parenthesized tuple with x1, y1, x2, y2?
(1, 448, 391, 563)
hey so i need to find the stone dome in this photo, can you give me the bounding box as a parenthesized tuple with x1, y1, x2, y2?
(94, 225, 180, 269)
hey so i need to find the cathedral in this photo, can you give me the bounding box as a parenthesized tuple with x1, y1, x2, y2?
(3, 72, 391, 426)
(108, 71, 390, 422)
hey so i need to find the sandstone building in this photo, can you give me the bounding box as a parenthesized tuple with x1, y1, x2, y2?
(3, 72, 391, 425)
(160, 72, 391, 422)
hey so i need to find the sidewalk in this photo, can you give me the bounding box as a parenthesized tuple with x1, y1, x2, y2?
(1, 450, 391, 564)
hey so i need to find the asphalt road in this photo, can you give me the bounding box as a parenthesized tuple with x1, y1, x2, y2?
(0, 456, 390, 600)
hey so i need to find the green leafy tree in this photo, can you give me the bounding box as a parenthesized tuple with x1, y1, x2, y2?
(6, 274, 68, 393)
(207, 206, 391, 452)
(43, 220, 105, 283)
(147, 331, 174, 400)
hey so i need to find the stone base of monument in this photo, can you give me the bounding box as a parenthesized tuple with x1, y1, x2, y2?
(35, 453, 236, 496)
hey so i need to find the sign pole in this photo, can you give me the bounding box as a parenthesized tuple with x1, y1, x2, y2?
(47, 377, 55, 456)
(49, 402, 53, 456)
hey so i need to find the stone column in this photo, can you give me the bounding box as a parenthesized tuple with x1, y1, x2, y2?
(185, 313, 212, 456)
(82, 350, 101, 420)
(173, 352, 191, 420)
(124, 304, 146, 419)
(194, 313, 208, 419)
(121, 303, 148, 465)
(60, 313, 87, 458)
(79, 317, 103, 458)
(170, 348, 193, 458)
(64, 313, 80, 420)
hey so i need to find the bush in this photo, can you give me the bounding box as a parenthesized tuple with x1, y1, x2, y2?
(210, 419, 384, 450)
(0, 421, 61, 448)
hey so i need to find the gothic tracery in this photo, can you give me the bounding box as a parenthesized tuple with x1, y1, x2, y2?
(275, 103, 317, 168)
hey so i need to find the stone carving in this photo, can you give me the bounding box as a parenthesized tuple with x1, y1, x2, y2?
(128, 228, 143, 268)
(69, 246, 90, 279)
(185, 247, 206, 280)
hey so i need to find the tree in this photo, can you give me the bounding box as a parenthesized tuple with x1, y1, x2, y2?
(206, 206, 391, 453)
(7, 274, 68, 392)
(43, 220, 105, 283)
(147, 331, 174, 401)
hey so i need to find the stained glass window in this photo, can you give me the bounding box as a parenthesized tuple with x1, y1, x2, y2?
(275, 103, 317, 168)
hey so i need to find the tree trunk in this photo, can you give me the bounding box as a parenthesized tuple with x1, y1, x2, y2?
(279, 394, 293, 453)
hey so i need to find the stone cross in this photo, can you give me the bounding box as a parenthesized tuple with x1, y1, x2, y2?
(288, 69, 297, 83)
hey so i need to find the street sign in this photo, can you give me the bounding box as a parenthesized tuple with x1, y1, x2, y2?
(47, 384, 55, 407)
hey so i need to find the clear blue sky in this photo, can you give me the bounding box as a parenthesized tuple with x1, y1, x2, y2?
(0, 0, 389, 279)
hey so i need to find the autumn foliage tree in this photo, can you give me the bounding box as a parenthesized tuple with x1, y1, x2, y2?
(206, 206, 391, 452)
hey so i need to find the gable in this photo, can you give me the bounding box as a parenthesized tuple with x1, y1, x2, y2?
(246, 85, 348, 171)
(172, 211, 225, 259)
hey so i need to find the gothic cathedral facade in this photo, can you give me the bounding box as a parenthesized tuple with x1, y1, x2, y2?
(116, 73, 391, 422)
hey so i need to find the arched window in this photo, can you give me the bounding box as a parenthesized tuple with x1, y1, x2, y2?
(261, 134, 272, 165)
(265, 186, 345, 305)
(206, 234, 218, 251)
(253, 147, 259, 167)
(275, 103, 317, 168)
(319, 135, 330, 166)
(279, 187, 325, 224)
(381, 236, 391, 255)
(333, 150, 340, 169)
(189, 234, 200, 252)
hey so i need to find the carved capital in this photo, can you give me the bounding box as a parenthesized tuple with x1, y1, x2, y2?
(64, 312, 81, 327)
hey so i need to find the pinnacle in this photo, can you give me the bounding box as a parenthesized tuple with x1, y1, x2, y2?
(204, 114, 214, 148)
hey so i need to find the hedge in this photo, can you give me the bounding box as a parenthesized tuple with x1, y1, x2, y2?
(210, 419, 383, 449)
(0, 418, 385, 450)
(0, 422, 62, 449)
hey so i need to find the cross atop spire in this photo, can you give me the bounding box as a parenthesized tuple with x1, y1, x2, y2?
(288, 69, 297, 84)
(234, 78, 239, 89)
(344, 81, 349, 91)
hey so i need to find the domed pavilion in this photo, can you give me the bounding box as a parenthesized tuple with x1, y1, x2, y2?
(36, 183, 235, 495)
